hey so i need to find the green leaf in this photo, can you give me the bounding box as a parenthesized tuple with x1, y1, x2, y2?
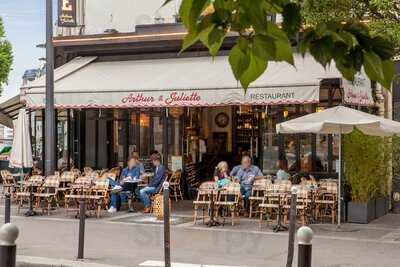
(337, 31, 358, 48)
(229, 44, 250, 81)
(240, 48, 268, 90)
(282, 3, 301, 38)
(381, 60, 395, 90)
(199, 25, 226, 56)
(265, 22, 294, 64)
(309, 36, 334, 67)
(179, 0, 210, 31)
(180, 31, 200, 53)
(363, 50, 384, 83)
(253, 34, 276, 60)
(370, 36, 394, 60)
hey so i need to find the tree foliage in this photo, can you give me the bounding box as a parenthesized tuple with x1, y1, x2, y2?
(0, 17, 12, 93)
(163, 0, 396, 90)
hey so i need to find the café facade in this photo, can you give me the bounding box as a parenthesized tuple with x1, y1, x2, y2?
(17, 24, 375, 181)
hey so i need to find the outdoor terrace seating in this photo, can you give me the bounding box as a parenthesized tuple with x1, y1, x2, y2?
(34, 175, 60, 215)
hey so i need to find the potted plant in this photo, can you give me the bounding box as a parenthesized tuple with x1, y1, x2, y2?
(344, 130, 384, 223)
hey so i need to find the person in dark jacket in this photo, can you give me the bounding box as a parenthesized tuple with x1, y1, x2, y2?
(139, 153, 166, 213)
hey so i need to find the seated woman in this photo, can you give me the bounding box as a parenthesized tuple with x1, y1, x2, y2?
(108, 157, 140, 213)
(276, 159, 290, 181)
(214, 161, 231, 188)
(139, 153, 166, 213)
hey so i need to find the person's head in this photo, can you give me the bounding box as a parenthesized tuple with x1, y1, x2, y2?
(216, 161, 229, 173)
(241, 155, 252, 169)
(127, 157, 138, 169)
(278, 159, 288, 171)
(150, 153, 162, 166)
(150, 150, 159, 157)
(132, 152, 140, 160)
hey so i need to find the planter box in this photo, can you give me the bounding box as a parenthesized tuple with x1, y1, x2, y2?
(375, 197, 388, 218)
(348, 199, 376, 224)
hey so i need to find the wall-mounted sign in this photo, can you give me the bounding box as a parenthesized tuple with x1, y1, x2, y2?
(343, 73, 374, 106)
(58, 0, 77, 27)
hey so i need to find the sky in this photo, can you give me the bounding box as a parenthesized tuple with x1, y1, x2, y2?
(0, 0, 51, 102)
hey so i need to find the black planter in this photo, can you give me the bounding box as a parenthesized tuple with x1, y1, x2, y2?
(375, 197, 388, 218)
(348, 199, 376, 224)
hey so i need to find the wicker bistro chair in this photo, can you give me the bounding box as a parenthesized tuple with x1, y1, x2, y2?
(1, 170, 16, 197)
(58, 171, 77, 197)
(168, 170, 183, 201)
(215, 182, 242, 226)
(65, 176, 94, 216)
(249, 178, 272, 218)
(16, 175, 44, 213)
(83, 167, 94, 176)
(315, 181, 338, 223)
(34, 175, 60, 215)
(88, 178, 110, 218)
(71, 168, 81, 177)
(192, 181, 216, 224)
(282, 187, 310, 225)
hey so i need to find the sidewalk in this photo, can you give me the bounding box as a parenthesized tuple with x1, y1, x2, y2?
(2, 202, 400, 266)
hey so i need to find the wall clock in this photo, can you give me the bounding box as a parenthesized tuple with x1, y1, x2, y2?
(215, 112, 229, 128)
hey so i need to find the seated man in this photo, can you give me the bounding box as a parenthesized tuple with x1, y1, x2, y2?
(108, 157, 140, 213)
(132, 152, 145, 174)
(139, 153, 166, 213)
(230, 155, 263, 215)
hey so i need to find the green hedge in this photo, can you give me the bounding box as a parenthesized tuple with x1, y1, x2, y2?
(343, 130, 390, 202)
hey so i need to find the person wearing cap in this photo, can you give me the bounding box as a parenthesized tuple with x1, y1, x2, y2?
(139, 153, 166, 213)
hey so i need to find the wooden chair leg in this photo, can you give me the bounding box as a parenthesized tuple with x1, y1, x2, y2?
(249, 201, 253, 218)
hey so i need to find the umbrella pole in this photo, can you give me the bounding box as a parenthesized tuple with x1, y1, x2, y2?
(338, 133, 342, 228)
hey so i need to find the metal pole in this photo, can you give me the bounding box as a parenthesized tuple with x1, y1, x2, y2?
(4, 193, 11, 224)
(45, 0, 56, 176)
(286, 187, 298, 267)
(297, 226, 313, 267)
(338, 131, 342, 228)
(77, 199, 86, 259)
(0, 223, 19, 267)
(163, 182, 171, 267)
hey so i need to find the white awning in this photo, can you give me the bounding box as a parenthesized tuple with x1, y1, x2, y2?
(22, 54, 368, 108)
(0, 95, 24, 128)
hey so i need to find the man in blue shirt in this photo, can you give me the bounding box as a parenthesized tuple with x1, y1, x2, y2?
(230, 155, 263, 214)
(140, 153, 166, 213)
(108, 157, 141, 213)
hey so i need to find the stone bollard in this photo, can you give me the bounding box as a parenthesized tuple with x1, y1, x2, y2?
(163, 181, 171, 267)
(297, 226, 313, 267)
(0, 223, 19, 267)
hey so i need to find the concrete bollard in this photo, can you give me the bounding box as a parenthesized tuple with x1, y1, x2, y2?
(0, 223, 19, 267)
(163, 181, 171, 267)
(4, 193, 11, 224)
(297, 226, 313, 267)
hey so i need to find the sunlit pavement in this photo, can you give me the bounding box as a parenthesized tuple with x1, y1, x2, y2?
(1, 203, 400, 267)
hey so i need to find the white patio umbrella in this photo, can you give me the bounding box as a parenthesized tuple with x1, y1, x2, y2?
(9, 108, 33, 182)
(276, 105, 400, 227)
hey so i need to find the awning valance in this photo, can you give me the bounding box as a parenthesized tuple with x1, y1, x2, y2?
(21, 54, 369, 108)
(0, 95, 24, 128)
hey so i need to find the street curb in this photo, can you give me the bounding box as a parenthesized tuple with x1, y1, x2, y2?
(17, 255, 127, 267)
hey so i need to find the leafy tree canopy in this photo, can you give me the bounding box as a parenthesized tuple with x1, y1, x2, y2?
(162, 0, 397, 90)
(0, 17, 12, 93)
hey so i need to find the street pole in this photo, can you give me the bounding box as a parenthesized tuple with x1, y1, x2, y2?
(45, 0, 56, 176)
(163, 182, 171, 267)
